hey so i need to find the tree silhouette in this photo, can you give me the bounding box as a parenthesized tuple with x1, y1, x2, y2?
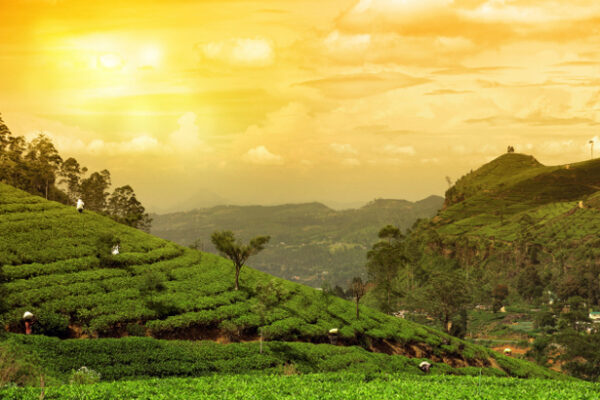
(211, 231, 270, 290)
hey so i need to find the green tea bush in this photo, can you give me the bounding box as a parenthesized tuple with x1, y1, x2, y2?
(32, 310, 70, 338)
(68, 366, 101, 385)
(3, 373, 597, 400)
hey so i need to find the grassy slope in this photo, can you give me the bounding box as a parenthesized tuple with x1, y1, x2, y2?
(150, 197, 444, 287)
(0, 183, 559, 379)
(434, 153, 600, 249)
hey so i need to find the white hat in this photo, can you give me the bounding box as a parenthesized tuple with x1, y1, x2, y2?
(328, 328, 339, 334)
(419, 361, 431, 368)
(23, 311, 34, 320)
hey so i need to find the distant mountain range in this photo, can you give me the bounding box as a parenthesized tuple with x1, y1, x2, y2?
(150, 195, 444, 287)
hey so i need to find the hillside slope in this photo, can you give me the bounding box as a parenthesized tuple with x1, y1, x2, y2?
(0, 182, 557, 378)
(150, 196, 444, 287)
(412, 153, 600, 304)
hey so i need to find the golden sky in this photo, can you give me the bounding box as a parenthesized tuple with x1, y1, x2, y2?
(2, 0, 600, 210)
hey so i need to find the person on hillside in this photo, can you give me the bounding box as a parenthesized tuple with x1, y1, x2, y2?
(23, 311, 34, 335)
(76, 198, 84, 213)
(419, 361, 432, 373)
(111, 244, 120, 255)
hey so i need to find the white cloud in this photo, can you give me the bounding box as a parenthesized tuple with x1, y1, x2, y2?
(341, 157, 361, 166)
(324, 30, 371, 52)
(199, 38, 274, 67)
(330, 143, 358, 155)
(169, 112, 211, 152)
(349, 0, 454, 16)
(381, 144, 415, 155)
(83, 135, 160, 155)
(540, 140, 575, 156)
(243, 145, 283, 165)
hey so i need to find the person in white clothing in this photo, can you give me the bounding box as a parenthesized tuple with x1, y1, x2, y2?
(76, 198, 84, 213)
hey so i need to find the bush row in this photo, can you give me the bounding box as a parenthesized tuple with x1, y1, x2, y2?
(4, 335, 498, 382)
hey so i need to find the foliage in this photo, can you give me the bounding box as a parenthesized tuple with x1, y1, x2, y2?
(366, 225, 405, 313)
(211, 230, 270, 290)
(0, 114, 151, 230)
(350, 277, 365, 319)
(31, 310, 70, 338)
(491, 284, 509, 312)
(0, 182, 566, 380)
(2, 334, 562, 383)
(0, 341, 48, 388)
(424, 266, 472, 335)
(151, 197, 444, 287)
(68, 366, 101, 385)
(107, 185, 152, 232)
(2, 372, 595, 400)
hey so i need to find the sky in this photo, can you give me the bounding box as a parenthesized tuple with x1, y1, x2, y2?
(1, 0, 600, 211)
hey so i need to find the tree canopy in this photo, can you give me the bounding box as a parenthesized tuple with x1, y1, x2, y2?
(210, 231, 270, 290)
(0, 113, 151, 231)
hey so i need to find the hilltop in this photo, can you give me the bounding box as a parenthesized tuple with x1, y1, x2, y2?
(407, 152, 600, 316)
(432, 153, 600, 246)
(151, 196, 444, 287)
(0, 182, 559, 380)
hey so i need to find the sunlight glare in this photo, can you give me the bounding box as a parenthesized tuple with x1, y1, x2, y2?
(139, 45, 161, 68)
(99, 53, 123, 69)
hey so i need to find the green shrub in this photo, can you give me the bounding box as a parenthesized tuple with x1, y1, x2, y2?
(125, 323, 146, 337)
(69, 366, 101, 385)
(32, 311, 70, 338)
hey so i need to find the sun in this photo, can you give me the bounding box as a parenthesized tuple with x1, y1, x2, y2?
(99, 53, 123, 69)
(139, 45, 161, 68)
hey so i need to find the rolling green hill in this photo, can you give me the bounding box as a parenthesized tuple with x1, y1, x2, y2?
(150, 196, 444, 287)
(0, 182, 560, 380)
(411, 152, 600, 306)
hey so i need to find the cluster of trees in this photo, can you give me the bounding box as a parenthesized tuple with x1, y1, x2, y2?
(530, 295, 600, 381)
(363, 224, 472, 336)
(0, 114, 151, 231)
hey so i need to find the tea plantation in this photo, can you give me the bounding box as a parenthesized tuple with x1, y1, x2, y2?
(0, 182, 570, 383)
(2, 373, 598, 400)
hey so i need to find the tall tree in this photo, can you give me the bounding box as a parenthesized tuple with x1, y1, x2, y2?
(0, 117, 27, 190)
(211, 231, 270, 290)
(0, 113, 10, 154)
(350, 277, 366, 319)
(80, 170, 111, 212)
(24, 134, 63, 199)
(425, 267, 472, 334)
(59, 157, 87, 203)
(366, 225, 405, 313)
(516, 265, 543, 301)
(107, 185, 152, 232)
